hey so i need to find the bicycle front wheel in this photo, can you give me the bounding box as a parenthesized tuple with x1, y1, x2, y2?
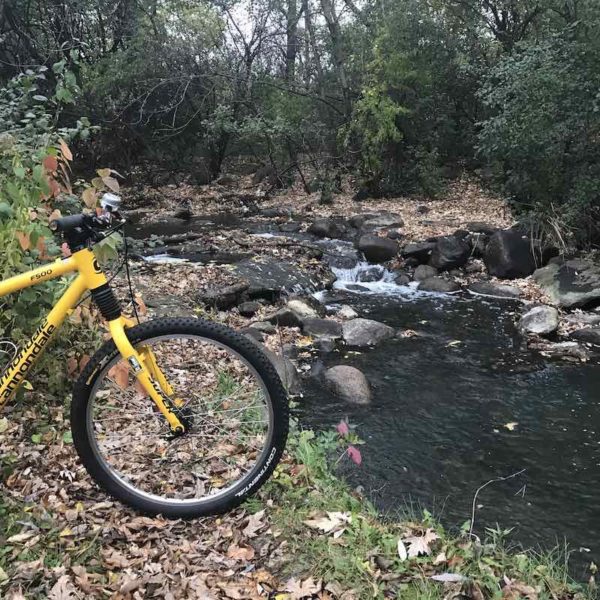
(71, 317, 289, 518)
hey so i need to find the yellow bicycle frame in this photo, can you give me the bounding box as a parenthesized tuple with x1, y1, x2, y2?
(0, 248, 184, 432)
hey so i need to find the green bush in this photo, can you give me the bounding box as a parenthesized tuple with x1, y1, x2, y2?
(0, 64, 94, 340)
(478, 24, 600, 246)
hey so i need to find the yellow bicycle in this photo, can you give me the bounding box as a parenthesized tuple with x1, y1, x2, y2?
(0, 195, 288, 518)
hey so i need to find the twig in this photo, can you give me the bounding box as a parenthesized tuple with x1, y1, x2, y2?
(469, 468, 526, 539)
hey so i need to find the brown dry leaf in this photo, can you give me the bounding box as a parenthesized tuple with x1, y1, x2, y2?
(103, 176, 120, 192)
(108, 361, 129, 389)
(227, 543, 255, 561)
(15, 231, 30, 251)
(48, 575, 77, 600)
(59, 139, 73, 161)
(66, 356, 78, 378)
(6, 532, 36, 544)
(243, 509, 266, 538)
(134, 292, 148, 316)
(286, 577, 322, 599)
(403, 528, 439, 557)
(502, 581, 538, 599)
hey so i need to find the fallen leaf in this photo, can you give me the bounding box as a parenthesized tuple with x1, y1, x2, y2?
(397, 539, 408, 561)
(7, 532, 36, 543)
(286, 577, 322, 599)
(43, 155, 58, 172)
(403, 528, 439, 557)
(108, 361, 129, 389)
(305, 511, 351, 534)
(227, 543, 255, 561)
(505, 422, 519, 431)
(243, 509, 266, 537)
(430, 573, 467, 583)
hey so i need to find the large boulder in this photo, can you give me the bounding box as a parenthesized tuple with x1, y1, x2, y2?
(401, 241, 437, 264)
(268, 298, 322, 327)
(519, 306, 559, 336)
(533, 259, 600, 308)
(418, 277, 461, 293)
(430, 237, 471, 271)
(323, 365, 372, 405)
(360, 212, 405, 230)
(308, 218, 347, 239)
(233, 257, 330, 299)
(357, 235, 398, 263)
(484, 230, 536, 279)
(342, 318, 395, 347)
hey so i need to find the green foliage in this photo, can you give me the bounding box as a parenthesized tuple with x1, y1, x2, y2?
(0, 65, 94, 339)
(478, 18, 600, 246)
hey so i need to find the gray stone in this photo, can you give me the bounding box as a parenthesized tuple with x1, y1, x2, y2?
(357, 266, 384, 282)
(238, 301, 261, 317)
(564, 312, 600, 327)
(414, 265, 438, 282)
(519, 306, 559, 336)
(357, 235, 398, 263)
(309, 218, 346, 238)
(430, 236, 471, 271)
(240, 328, 265, 343)
(198, 282, 249, 310)
(268, 307, 303, 328)
(538, 342, 590, 362)
(286, 298, 321, 319)
(323, 365, 372, 405)
(467, 222, 497, 236)
(387, 229, 404, 240)
(324, 254, 359, 270)
(233, 257, 328, 299)
(533, 259, 600, 308)
(401, 241, 436, 263)
(361, 212, 405, 230)
(263, 349, 301, 393)
(250, 321, 276, 334)
(570, 327, 600, 345)
(337, 305, 358, 320)
(484, 230, 536, 279)
(394, 272, 412, 286)
(418, 277, 461, 293)
(302, 318, 343, 339)
(468, 282, 522, 300)
(342, 318, 395, 347)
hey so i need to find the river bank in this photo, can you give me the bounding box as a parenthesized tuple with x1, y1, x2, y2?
(1, 175, 599, 598)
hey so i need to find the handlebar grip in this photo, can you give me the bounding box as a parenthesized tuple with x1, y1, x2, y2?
(49, 214, 89, 232)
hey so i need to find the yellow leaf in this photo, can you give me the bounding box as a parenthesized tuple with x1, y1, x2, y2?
(82, 187, 97, 209)
(59, 527, 73, 537)
(505, 422, 519, 431)
(59, 138, 73, 161)
(97, 168, 111, 178)
(102, 176, 120, 193)
(22, 380, 33, 390)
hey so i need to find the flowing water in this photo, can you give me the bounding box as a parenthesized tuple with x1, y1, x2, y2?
(302, 261, 600, 577)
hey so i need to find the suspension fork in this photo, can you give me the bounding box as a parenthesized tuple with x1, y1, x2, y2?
(108, 317, 185, 433)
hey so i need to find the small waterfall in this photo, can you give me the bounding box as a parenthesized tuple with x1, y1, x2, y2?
(331, 261, 422, 297)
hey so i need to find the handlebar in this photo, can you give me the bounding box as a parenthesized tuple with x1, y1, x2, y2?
(49, 210, 124, 250)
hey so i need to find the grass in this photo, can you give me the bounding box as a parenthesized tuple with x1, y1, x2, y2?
(262, 425, 598, 599)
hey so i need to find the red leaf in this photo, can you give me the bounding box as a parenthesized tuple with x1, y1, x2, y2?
(347, 445, 362, 466)
(336, 420, 349, 437)
(43, 155, 58, 172)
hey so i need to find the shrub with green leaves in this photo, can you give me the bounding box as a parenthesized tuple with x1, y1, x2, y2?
(0, 63, 94, 340)
(478, 22, 600, 246)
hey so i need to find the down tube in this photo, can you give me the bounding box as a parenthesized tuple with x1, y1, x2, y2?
(0, 275, 87, 409)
